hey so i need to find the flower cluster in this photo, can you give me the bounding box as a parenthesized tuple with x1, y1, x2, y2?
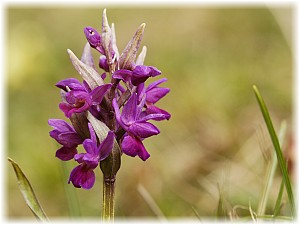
(48, 10, 170, 189)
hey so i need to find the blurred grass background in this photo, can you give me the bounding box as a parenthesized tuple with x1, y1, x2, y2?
(6, 6, 294, 219)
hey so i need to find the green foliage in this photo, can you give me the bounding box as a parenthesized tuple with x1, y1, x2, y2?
(253, 85, 295, 217)
(8, 158, 48, 221)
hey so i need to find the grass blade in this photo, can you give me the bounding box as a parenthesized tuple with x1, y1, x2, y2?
(216, 183, 227, 219)
(257, 121, 287, 216)
(274, 179, 285, 217)
(137, 184, 166, 220)
(192, 206, 202, 221)
(8, 157, 48, 221)
(253, 85, 295, 217)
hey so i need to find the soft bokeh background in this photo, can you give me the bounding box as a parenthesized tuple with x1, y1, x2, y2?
(6, 6, 294, 219)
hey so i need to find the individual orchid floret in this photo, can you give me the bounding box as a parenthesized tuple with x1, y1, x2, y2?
(113, 93, 162, 139)
(141, 78, 171, 120)
(58, 82, 112, 118)
(84, 27, 105, 54)
(112, 65, 161, 86)
(48, 119, 83, 160)
(68, 124, 115, 189)
(112, 93, 165, 160)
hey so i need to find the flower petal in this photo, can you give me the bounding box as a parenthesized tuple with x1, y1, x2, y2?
(59, 103, 74, 118)
(122, 135, 150, 161)
(68, 164, 95, 189)
(48, 119, 75, 133)
(148, 66, 161, 76)
(121, 93, 138, 124)
(112, 69, 133, 82)
(56, 146, 77, 161)
(146, 87, 170, 104)
(131, 65, 151, 86)
(55, 78, 84, 91)
(58, 132, 83, 147)
(66, 90, 91, 105)
(99, 131, 115, 161)
(90, 84, 112, 105)
(112, 98, 126, 129)
(137, 113, 167, 122)
(146, 78, 167, 91)
(88, 123, 97, 143)
(99, 55, 109, 72)
(128, 122, 160, 138)
(146, 105, 171, 120)
(83, 139, 99, 155)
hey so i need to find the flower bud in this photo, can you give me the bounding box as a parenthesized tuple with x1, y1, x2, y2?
(84, 27, 101, 48)
(99, 55, 109, 72)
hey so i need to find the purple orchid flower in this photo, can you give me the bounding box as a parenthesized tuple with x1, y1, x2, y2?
(112, 65, 161, 86)
(48, 119, 83, 161)
(56, 79, 112, 118)
(112, 93, 165, 161)
(69, 123, 115, 189)
(139, 78, 171, 121)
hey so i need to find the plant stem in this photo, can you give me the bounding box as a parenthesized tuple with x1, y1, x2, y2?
(102, 176, 116, 222)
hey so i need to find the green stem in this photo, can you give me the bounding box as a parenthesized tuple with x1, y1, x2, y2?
(102, 176, 116, 222)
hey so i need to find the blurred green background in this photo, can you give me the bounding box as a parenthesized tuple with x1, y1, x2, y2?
(7, 6, 293, 219)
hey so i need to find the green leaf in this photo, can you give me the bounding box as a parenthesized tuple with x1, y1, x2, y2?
(253, 85, 295, 217)
(8, 157, 48, 221)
